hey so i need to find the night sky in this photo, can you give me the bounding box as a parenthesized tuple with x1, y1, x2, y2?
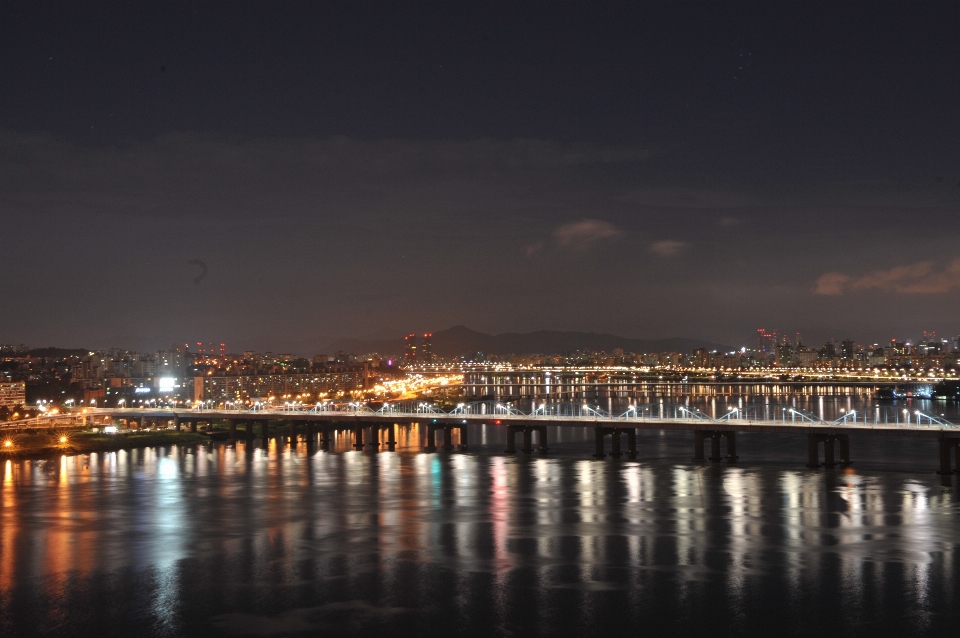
(2, 3, 959, 354)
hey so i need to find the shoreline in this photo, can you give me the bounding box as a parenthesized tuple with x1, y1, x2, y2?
(0, 431, 211, 460)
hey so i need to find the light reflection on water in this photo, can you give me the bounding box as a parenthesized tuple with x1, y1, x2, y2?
(0, 436, 958, 637)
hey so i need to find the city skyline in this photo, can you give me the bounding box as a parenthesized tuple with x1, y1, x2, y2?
(7, 322, 960, 360)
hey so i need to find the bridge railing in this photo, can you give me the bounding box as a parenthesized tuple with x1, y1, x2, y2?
(88, 402, 959, 429)
(532, 402, 610, 419)
(833, 407, 955, 428)
(618, 403, 712, 422)
(716, 405, 824, 425)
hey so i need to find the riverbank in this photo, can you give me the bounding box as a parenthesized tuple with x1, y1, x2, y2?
(0, 430, 210, 459)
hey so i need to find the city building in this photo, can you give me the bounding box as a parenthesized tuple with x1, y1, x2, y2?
(196, 371, 368, 402)
(0, 382, 26, 409)
(421, 333, 434, 363)
(404, 334, 417, 363)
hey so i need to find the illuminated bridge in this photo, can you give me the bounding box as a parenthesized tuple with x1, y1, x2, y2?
(87, 400, 960, 474)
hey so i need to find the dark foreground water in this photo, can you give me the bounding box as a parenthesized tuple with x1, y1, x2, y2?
(1, 428, 959, 637)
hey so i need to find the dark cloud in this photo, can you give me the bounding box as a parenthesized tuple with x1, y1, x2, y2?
(649, 240, 688, 257)
(553, 220, 621, 249)
(815, 260, 960, 295)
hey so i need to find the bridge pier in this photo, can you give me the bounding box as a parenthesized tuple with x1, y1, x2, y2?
(693, 431, 705, 461)
(938, 437, 960, 474)
(610, 430, 622, 458)
(228, 419, 237, 441)
(387, 423, 396, 451)
(368, 426, 380, 451)
(505, 425, 522, 453)
(319, 423, 330, 451)
(594, 426, 632, 459)
(174, 416, 181, 432)
(424, 424, 437, 452)
(533, 425, 547, 452)
(823, 437, 836, 467)
(725, 432, 738, 462)
(443, 425, 454, 451)
(261, 421, 269, 447)
(693, 431, 737, 462)
(288, 421, 297, 445)
(190, 420, 197, 433)
(304, 421, 313, 447)
(354, 425, 365, 451)
(505, 425, 544, 453)
(245, 420, 255, 443)
(806, 434, 851, 468)
(709, 434, 722, 461)
(457, 423, 467, 450)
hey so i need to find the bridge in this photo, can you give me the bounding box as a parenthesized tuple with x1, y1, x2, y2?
(82, 400, 960, 474)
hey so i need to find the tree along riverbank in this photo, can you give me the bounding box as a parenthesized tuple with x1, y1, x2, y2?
(0, 430, 210, 459)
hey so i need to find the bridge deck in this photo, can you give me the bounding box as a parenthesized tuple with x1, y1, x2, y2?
(90, 408, 960, 438)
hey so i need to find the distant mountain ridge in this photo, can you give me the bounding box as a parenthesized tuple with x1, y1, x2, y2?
(323, 325, 731, 358)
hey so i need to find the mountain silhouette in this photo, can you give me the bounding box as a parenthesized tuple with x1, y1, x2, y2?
(323, 325, 731, 358)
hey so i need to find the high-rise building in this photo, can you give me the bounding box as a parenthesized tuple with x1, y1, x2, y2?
(756, 328, 775, 354)
(421, 333, 434, 363)
(840, 339, 855, 360)
(0, 382, 26, 410)
(404, 334, 417, 363)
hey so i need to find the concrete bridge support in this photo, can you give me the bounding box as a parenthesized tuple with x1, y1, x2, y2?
(190, 420, 197, 433)
(245, 420, 255, 442)
(807, 434, 851, 468)
(423, 423, 467, 452)
(522, 427, 532, 453)
(443, 423, 470, 451)
(174, 416, 181, 432)
(319, 423, 330, 451)
(938, 437, 960, 474)
(725, 432, 737, 461)
(693, 431, 737, 462)
(260, 421, 269, 447)
(387, 424, 397, 451)
(304, 421, 313, 447)
(710, 434, 721, 461)
(288, 420, 297, 445)
(228, 419, 237, 441)
(593, 427, 636, 459)
(505, 425, 522, 453)
(505, 425, 546, 453)
(694, 431, 705, 461)
(424, 423, 438, 452)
